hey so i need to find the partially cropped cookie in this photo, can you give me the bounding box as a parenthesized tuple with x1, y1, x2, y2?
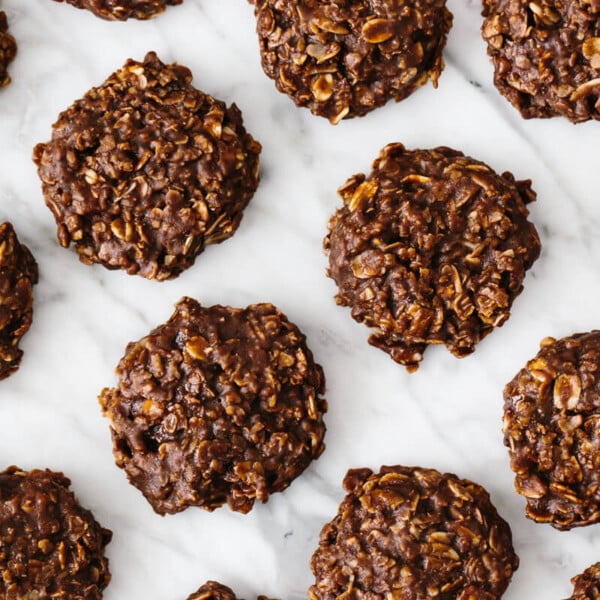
(33, 52, 261, 281)
(252, 0, 453, 123)
(325, 143, 540, 371)
(504, 332, 600, 530)
(51, 0, 182, 20)
(482, 0, 600, 122)
(0, 11, 16, 88)
(566, 562, 600, 600)
(187, 582, 241, 600)
(0, 222, 38, 380)
(187, 580, 275, 600)
(0, 466, 112, 599)
(310, 466, 518, 599)
(99, 297, 327, 515)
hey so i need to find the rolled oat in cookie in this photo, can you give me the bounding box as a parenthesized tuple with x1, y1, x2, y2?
(33, 52, 261, 281)
(51, 0, 183, 20)
(0, 11, 16, 88)
(325, 143, 540, 371)
(504, 332, 600, 530)
(252, 0, 453, 123)
(310, 465, 518, 600)
(482, 0, 600, 122)
(0, 466, 112, 600)
(0, 222, 38, 381)
(565, 562, 600, 600)
(187, 580, 276, 600)
(99, 297, 327, 515)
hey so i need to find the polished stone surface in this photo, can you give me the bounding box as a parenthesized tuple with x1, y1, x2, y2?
(1, 0, 599, 598)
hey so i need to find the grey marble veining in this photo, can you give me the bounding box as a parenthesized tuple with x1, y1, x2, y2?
(0, 0, 599, 598)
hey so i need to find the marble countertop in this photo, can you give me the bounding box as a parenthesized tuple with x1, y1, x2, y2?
(1, 0, 599, 598)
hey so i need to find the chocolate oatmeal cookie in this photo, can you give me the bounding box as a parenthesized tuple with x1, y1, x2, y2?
(504, 332, 600, 530)
(187, 580, 274, 600)
(99, 297, 327, 515)
(51, 0, 182, 20)
(0, 222, 38, 381)
(566, 562, 600, 599)
(310, 465, 518, 600)
(187, 582, 242, 600)
(325, 143, 540, 371)
(482, 0, 600, 122)
(252, 0, 453, 123)
(0, 466, 112, 599)
(33, 52, 261, 281)
(0, 11, 16, 88)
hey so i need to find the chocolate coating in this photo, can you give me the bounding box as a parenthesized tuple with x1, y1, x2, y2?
(186, 580, 275, 600)
(504, 332, 600, 530)
(0, 466, 112, 599)
(310, 466, 518, 600)
(33, 52, 261, 281)
(325, 143, 541, 371)
(482, 0, 600, 122)
(0, 11, 16, 88)
(566, 562, 600, 600)
(252, 0, 452, 123)
(99, 297, 327, 515)
(51, 0, 183, 20)
(0, 222, 38, 381)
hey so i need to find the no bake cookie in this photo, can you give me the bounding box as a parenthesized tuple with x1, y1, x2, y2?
(504, 332, 600, 530)
(310, 465, 518, 599)
(51, 0, 183, 20)
(187, 580, 274, 600)
(252, 0, 453, 123)
(565, 562, 600, 599)
(0, 222, 38, 381)
(0, 466, 112, 599)
(482, 0, 600, 122)
(34, 52, 261, 280)
(99, 297, 327, 515)
(325, 143, 541, 371)
(0, 11, 16, 88)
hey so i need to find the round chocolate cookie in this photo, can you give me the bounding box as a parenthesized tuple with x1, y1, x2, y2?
(325, 143, 541, 371)
(482, 0, 600, 122)
(0, 11, 16, 88)
(188, 582, 241, 600)
(0, 466, 112, 599)
(99, 297, 327, 515)
(33, 52, 262, 281)
(310, 465, 518, 600)
(504, 332, 600, 530)
(187, 581, 274, 600)
(566, 562, 600, 600)
(0, 222, 38, 381)
(252, 0, 453, 123)
(51, 0, 182, 20)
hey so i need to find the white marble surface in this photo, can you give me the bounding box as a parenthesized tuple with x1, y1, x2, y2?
(1, 0, 599, 598)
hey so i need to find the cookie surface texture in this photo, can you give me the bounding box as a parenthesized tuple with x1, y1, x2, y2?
(566, 562, 600, 600)
(310, 465, 519, 600)
(51, 0, 183, 20)
(325, 143, 541, 371)
(34, 52, 261, 280)
(188, 582, 240, 600)
(0, 11, 16, 88)
(504, 332, 600, 530)
(186, 580, 275, 600)
(0, 466, 112, 600)
(253, 0, 453, 123)
(0, 222, 38, 381)
(482, 0, 600, 122)
(99, 297, 327, 515)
